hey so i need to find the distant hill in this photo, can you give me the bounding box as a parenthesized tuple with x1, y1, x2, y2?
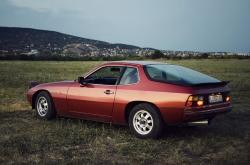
(0, 27, 140, 52)
(1, 26, 248, 60)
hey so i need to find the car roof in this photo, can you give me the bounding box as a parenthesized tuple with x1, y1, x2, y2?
(104, 60, 167, 66)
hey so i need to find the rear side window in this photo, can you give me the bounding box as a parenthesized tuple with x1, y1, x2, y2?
(119, 67, 139, 85)
(144, 64, 220, 86)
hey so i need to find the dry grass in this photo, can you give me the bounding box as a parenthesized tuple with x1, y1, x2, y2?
(0, 60, 250, 164)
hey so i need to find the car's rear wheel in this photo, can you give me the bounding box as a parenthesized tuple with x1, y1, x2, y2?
(35, 91, 56, 120)
(129, 103, 163, 139)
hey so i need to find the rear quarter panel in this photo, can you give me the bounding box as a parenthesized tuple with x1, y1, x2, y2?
(112, 66, 192, 125)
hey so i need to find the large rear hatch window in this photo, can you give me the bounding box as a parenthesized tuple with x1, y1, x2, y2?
(144, 64, 221, 86)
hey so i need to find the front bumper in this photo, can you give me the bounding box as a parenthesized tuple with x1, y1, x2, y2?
(183, 103, 232, 122)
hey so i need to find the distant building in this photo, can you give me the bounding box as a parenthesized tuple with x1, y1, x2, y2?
(21, 49, 39, 55)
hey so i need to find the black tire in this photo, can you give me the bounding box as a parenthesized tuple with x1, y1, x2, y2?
(35, 91, 56, 120)
(128, 103, 163, 139)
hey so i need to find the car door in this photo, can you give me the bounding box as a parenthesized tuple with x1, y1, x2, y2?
(67, 66, 125, 121)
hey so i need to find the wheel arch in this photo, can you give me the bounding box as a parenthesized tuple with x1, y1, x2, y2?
(124, 101, 163, 124)
(32, 90, 53, 109)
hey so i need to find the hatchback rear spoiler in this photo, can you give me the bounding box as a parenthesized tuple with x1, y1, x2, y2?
(190, 81, 229, 87)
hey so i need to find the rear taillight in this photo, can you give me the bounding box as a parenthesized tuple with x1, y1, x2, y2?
(186, 93, 231, 107)
(186, 95, 204, 107)
(226, 96, 230, 102)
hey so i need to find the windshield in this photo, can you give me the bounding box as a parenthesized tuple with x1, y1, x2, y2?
(144, 64, 221, 86)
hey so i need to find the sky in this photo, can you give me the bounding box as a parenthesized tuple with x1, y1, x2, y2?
(0, 0, 250, 52)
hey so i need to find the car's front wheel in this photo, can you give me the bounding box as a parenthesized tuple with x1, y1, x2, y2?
(129, 103, 163, 139)
(35, 91, 56, 120)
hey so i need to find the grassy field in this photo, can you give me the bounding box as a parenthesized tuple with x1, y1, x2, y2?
(0, 60, 250, 164)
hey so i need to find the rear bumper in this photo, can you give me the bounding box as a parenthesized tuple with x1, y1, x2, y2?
(183, 104, 232, 122)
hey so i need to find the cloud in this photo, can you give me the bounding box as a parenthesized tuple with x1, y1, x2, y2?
(7, 0, 84, 13)
(6, 0, 126, 19)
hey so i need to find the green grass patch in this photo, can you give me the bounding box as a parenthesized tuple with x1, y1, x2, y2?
(0, 60, 250, 164)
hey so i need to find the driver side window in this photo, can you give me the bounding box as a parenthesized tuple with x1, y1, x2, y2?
(85, 66, 124, 85)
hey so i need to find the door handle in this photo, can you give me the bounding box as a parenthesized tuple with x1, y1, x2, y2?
(104, 90, 114, 95)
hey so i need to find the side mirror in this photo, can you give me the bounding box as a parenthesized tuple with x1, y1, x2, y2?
(77, 76, 87, 86)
